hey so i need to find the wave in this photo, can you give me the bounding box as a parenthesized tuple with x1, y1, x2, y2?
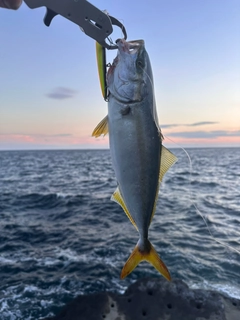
(189, 281, 240, 300)
(1, 148, 240, 319)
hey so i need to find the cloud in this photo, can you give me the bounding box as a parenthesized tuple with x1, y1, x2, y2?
(187, 121, 218, 127)
(46, 87, 78, 100)
(168, 130, 240, 139)
(1, 133, 72, 138)
(49, 134, 72, 137)
(162, 121, 218, 129)
(161, 124, 180, 129)
(0, 133, 74, 150)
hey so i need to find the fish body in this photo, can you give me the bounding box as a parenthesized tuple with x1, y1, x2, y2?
(93, 39, 177, 280)
(107, 41, 160, 239)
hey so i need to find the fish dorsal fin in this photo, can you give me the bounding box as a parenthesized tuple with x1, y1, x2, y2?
(159, 145, 178, 182)
(150, 145, 177, 226)
(92, 115, 108, 137)
(111, 187, 138, 231)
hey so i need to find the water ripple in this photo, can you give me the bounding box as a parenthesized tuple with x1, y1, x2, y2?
(0, 148, 240, 319)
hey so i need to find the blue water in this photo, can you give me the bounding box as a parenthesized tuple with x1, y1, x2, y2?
(0, 148, 240, 319)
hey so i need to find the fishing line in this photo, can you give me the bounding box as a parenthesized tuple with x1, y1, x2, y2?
(139, 63, 240, 255)
(164, 135, 240, 255)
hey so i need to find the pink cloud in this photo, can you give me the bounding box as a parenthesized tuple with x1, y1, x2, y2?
(163, 135, 240, 147)
(1, 131, 239, 150)
(0, 133, 109, 149)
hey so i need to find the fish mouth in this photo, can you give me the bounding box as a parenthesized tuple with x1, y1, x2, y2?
(116, 39, 144, 54)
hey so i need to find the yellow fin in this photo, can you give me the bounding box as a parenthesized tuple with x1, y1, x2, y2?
(121, 240, 171, 281)
(92, 115, 108, 137)
(111, 187, 138, 231)
(96, 42, 107, 99)
(159, 145, 178, 182)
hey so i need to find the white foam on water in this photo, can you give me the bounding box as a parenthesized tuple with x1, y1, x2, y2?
(111, 278, 127, 295)
(55, 247, 81, 261)
(0, 281, 75, 320)
(0, 246, 121, 270)
(0, 256, 15, 265)
(23, 285, 39, 293)
(27, 247, 101, 268)
(40, 299, 54, 308)
(36, 256, 60, 267)
(188, 280, 240, 299)
(56, 192, 70, 198)
(0, 300, 9, 312)
(54, 247, 106, 265)
(0, 252, 39, 266)
(1, 311, 22, 320)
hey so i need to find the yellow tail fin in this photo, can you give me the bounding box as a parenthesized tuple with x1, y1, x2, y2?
(121, 241, 171, 281)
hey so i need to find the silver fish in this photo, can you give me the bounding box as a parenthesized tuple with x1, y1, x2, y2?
(93, 39, 177, 280)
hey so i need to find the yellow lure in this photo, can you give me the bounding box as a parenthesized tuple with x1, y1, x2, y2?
(96, 42, 108, 100)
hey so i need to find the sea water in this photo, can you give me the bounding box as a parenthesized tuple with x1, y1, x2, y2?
(0, 148, 239, 319)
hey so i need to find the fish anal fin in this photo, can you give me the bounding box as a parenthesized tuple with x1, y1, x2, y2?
(92, 115, 108, 137)
(159, 145, 178, 182)
(121, 240, 171, 281)
(111, 188, 138, 231)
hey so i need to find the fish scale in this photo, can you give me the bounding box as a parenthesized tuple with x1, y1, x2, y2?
(93, 39, 177, 280)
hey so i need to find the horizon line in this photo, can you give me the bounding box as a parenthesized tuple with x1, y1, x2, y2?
(1, 146, 240, 152)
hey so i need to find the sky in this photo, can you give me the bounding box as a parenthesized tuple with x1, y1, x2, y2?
(0, 0, 239, 150)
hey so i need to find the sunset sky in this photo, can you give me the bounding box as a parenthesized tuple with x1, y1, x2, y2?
(0, 0, 239, 150)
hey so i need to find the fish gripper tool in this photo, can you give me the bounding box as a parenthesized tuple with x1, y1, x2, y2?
(24, 0, 127, 49)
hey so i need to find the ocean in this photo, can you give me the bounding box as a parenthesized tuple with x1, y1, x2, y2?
(0, 148, 239, 319)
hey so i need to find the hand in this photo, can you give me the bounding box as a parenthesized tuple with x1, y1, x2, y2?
(0, 0, 22, 9)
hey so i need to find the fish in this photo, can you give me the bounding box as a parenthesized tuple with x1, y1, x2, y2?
(92, 39, 177, 280)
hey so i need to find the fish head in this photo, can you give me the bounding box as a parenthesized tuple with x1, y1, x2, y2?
(107, 39, 152, 103)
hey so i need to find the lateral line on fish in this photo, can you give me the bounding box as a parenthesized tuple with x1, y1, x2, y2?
(165, 135, 240, 256)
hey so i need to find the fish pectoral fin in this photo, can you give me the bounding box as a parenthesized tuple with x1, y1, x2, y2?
(111, 187, 138, 231)
(92, 115, 108, 137)
(121, 240, 171, 281)
(159, 145, 178, 182)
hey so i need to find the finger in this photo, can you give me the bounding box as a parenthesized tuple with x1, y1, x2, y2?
(0, 0, 22, 9)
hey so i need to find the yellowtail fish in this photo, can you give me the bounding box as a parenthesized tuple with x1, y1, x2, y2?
(93, 39, 177, 280)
